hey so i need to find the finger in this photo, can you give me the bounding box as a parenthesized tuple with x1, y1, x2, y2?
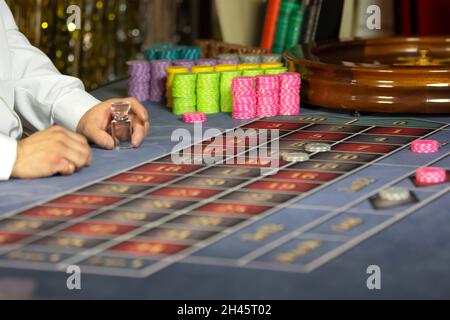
(85, 126, 115, 150)
(60, 143, 91, 169)
(127, 98, 149, 123)
(63, 134, 93, 165)
(54, 158, 77, 176)
(131, 120, 147, 148)
(64, 129, 90, 146)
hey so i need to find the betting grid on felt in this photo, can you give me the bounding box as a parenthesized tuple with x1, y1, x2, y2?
(0, 115, 448, 278)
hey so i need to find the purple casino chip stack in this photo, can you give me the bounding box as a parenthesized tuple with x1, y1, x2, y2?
(149, 59, 172, 102)
(173, 59, 195, 71)
(127, 60, 151, 102)
(195, 58, 217, 66)
(217, 54, 240, 65)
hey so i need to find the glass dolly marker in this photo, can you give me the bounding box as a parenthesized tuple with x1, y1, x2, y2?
(110, 101, 133, 150)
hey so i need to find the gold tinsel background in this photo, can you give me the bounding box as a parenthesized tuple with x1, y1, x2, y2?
(5, 0, 181, 90)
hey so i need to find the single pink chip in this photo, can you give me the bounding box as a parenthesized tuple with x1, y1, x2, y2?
(182, 112, 207, 123)
(416, 167, 447, 184)
(411, 140, 440, 154)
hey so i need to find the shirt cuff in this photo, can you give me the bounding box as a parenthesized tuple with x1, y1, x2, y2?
(0, 135, 18, 181)
(52, 89, 101, 132)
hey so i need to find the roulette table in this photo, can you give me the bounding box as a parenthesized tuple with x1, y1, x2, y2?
(0, 80, 449, 299)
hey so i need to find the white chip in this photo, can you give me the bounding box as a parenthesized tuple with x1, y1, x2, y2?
(305, 143, 331, 153)
(379, 187, 411, 202)
(282, 152, 310, 162)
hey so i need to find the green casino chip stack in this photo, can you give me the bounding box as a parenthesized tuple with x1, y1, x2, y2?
(265, 67, 289, 75)
(220, 70, 243, 112)
(285, 5, 304, 50)
(273, 0, 298, 54)
(172, 73, 197, 115)
(242, 69, 265, 77)
(196, 72, 220, 114)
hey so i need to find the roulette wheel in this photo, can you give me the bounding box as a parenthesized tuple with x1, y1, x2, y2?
(285, 37, 450, 113)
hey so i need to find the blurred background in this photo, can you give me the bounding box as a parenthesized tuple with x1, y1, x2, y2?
(5, 0, 449, 90)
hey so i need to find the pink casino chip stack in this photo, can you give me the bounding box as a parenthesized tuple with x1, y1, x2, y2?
(182, 112, 207, 124)
(232, 77, 257, 120)
(255, 75, 279, 117)
(278, 72, 301, 116)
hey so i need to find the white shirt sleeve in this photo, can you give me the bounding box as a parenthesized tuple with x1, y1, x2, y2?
(1, 1, 101, 132)
(0, 134, 17, 180)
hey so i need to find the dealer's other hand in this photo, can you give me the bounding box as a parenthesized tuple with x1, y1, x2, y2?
(12, 126, 92, 178)
(76, 97, 150, 150)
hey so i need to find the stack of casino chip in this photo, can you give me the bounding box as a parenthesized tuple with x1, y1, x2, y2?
(261, 54, 283, 63)
(238, 64, 260, 71)
(146, 44, 172, 60)
(220, 70, 243, 113)
(192, 65, 215, 74)
(273, 0, 299, 54)
(305, 143, 331, 153)
(179, 46, 201, 60)
(379, 187, 411, 202)
(146, 44, 201, 61)
(166, 66, 189, 108)
(411, 140, 440, 154)
(149, 59, 172, 102)
(416, 167, 447, 184)
(215, 64, 237, 72)
(217, 54, 240, 65)
(278, 72, 301, 116)
(265, 67, 289, 75)
(157, 47, 182, 60)
(173, 59, 195, 71)
(255, 75, 279, 117)
(172, 73, 197, 115)
(285, 5, 304, 50)
(242, 69, 265, 77)
(195, 59, 217, 66)
(182, 112, 207, 124)
(261, 62, 284, 70)
(127, 61, 151, 102)
(282, 152, 309, 162)
(232, 76, 257, 120)
(239, 54, 262, 64)
(196, 72, 220, 114)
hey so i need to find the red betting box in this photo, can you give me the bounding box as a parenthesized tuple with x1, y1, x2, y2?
(132, 163, 201, 175)
(270, 170, 340, 182)
(0, 231, 29, 245)
(19, 206, 94, 219)
(110, 240, 188, 256)
(366, 127, 432, 136)
(49, 195, 123, 207)
(108, 173, 177, 185)
(63, 222, 136, 237)
(246, 180, 319, 193)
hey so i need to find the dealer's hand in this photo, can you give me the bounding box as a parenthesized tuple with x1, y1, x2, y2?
(12, 126, 92, 178)
(76, 97, 150, 150)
